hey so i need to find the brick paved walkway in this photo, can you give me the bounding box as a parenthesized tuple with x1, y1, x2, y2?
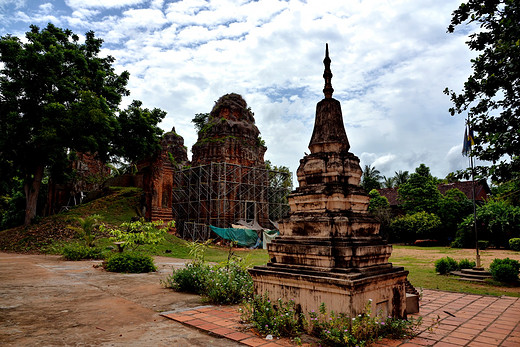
(161, 289, 520, 346)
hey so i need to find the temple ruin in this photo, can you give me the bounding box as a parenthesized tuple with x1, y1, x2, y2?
(249, 45, 412, 318)
(173, 94, 290, 240)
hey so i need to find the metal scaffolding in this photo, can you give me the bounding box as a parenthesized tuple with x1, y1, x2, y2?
(173, 162, 290, 241)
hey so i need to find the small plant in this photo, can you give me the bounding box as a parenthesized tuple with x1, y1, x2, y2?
(308, 301, 422, 347)
(434, 256, 459, 274)
(62, 243, 104, 260)
(458, 258, 476, 269)
(100, 219, 172, 252)
(164, 240, 254, 304)
(104, 252, 156, 273)
(67, 214, 101, 247)
(240, 293, 304, 337)
(509, 238, 520, 251)
(489, 258, 520, 283)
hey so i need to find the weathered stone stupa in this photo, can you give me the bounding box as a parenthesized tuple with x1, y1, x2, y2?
(249, 45, 409, 318)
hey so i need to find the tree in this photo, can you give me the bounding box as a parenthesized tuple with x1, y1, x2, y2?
(437, 188, 473, 243)
(368, 189, 392, 239)
(444, 0, 520, 182)
(115, 100, 166, 163)
(382, 176, 396, 188)
(361, 165, 382, 192)
(393, 170, 409, 186)
(397, 164, 442, 214)
(0, 24, 162, 226)
(265, 160, 293, 220)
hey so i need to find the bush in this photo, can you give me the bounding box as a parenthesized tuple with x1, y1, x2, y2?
(458, 258, 476, 269)
(166, 263, 210, 294)
(163, 242, 254, 304)
(307, 301, 422, 347)
(204, 259, 253, 304)
(240, 293, 304, 337)
(434, 257, 459, 274)
(489, 258, 520, 282)
(62, 243, 104, 260)
(389, 211, 441, 243)
(104, 252, 156, 273)
(509, 238, 520, 251)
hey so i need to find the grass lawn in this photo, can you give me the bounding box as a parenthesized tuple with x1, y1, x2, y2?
(390, 245, 520, 297)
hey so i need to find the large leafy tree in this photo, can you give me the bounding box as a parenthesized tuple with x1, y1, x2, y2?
(0, 24, 132, 226)
(398, 164, 442, 214)
(444, 0, 520, 182)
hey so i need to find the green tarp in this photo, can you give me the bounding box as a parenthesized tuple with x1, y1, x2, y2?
(210, 226, 259, 247)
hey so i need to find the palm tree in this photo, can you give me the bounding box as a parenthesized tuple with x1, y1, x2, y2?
(394, 170, 410, 187)
(361, 165, 382, 192)
(382, 176, 396, 188)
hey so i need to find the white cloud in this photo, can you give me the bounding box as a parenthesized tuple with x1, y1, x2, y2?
(2, 0, 477, 181)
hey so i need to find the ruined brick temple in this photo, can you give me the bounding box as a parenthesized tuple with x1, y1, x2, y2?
(249, 45, 412, 318)
(173, 93, 289, 240)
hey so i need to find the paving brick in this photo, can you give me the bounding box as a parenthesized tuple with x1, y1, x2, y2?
(241, 337, 269, 346)
(225, 331, 252, 341)
(209, 326, 235, 336)
(441, 336, 470, 345)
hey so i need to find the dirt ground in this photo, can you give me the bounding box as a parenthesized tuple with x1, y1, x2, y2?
(0, 252, 240, 346)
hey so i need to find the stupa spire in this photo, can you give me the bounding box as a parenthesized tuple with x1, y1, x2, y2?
(323, 43, 334, 99)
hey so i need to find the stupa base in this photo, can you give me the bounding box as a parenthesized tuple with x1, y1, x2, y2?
(249, 264, 409, 319)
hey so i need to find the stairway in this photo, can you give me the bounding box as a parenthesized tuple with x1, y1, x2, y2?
(451, 268, 492, 282)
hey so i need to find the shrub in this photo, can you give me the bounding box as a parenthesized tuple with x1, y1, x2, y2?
(489, 258, 520, 282)
(307, 301, 422, 347)
(509, 238, 520, 251)
(163, 241, 254, 304)
(104, 252, 156, 273)
(204, 259, 253, 304)
(165, 263, 210, 294)
(62, 243, 104, 260)
(240, 293, 304, 337)
(389, 211, 441, 243)
(458, 258, 476, 269)
(434, 257, 459, 274)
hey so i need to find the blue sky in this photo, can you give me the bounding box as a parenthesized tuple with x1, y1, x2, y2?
(0, 0, 478, 181)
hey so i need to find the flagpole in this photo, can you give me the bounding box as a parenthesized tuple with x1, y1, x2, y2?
(466, 117, 481, 269)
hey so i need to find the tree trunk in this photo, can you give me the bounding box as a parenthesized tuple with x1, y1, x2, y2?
(24, 165, 44, 226)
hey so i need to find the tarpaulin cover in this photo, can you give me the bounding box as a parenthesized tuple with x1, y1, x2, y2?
(210, 226, 259, 247)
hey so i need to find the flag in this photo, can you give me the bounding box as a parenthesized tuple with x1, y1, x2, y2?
(462, 126, 474, 156)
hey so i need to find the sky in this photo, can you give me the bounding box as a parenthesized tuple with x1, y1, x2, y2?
(0, 0, 480, 183)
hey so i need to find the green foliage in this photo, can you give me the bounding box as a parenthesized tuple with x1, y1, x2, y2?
(453, 199, 520, 248)
(100, 219, 171, 252)
(0, 179, 25, 230)
(390, 211, 441, 243)
(509, 238, 520, 251)
(66, 214, 101, 247)
(361, 165, 382, 192)
(393, 170, 410, 187)
(192, 113, 210, 132)
(437, 188, 473, 243)
(307, 302, 422, 347)
(62, 243, 105, 260)
(368, 189, 392, 239)
(478, 240, 489, 250)
(445, 0, 520, 182)
(368, 189, 390, 212)
(240, 293, 304, 337)
(489, 258, 520, 283)
(164, 262, 210, 293)
(104, 252, 156, 273)
(398, 164, 442, 214)
(265, 160, 293, 220)
(434, 257, 459, 274)
(0, 24, 131, 225)
(491, 180, 520, 206)
(164, 241, 254, 304)
(458, 258, 476, 269)
(115, 100, 165, 163)
(204, 257, 253, 304)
